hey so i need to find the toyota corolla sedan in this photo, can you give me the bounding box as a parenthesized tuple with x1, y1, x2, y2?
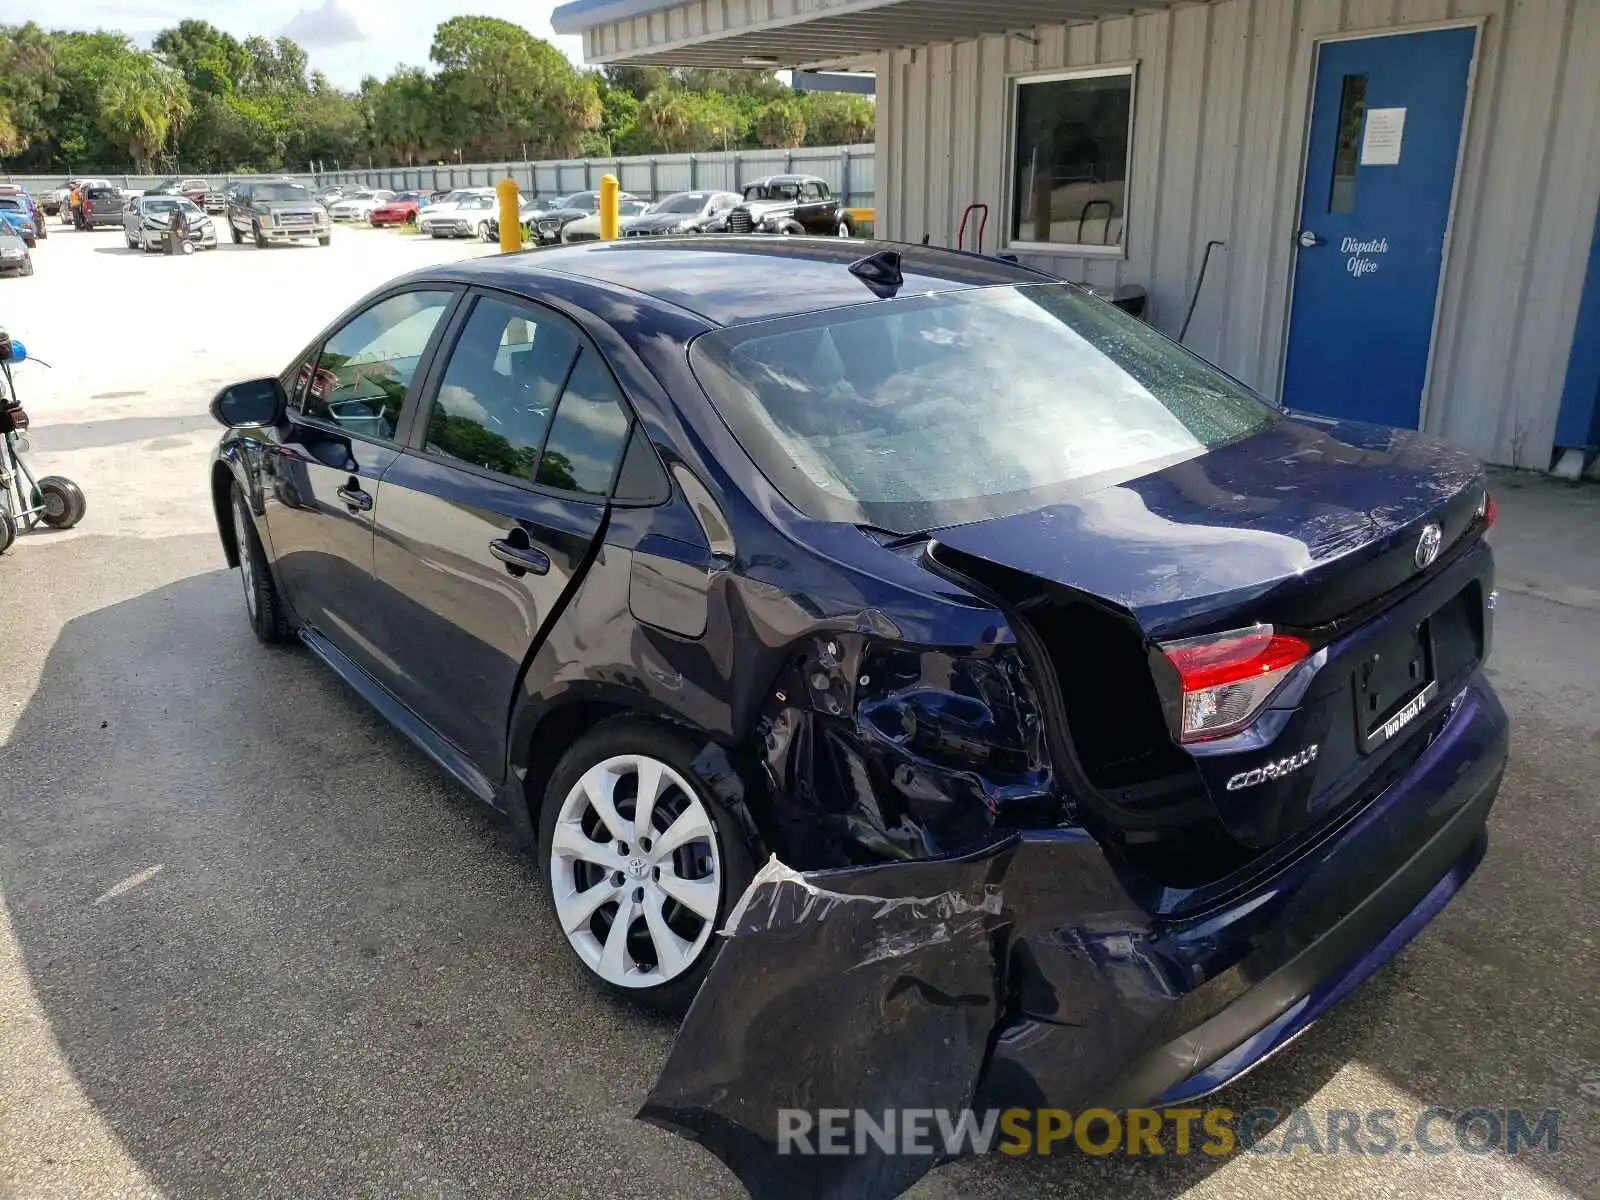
(208, 240, 1507, 1105)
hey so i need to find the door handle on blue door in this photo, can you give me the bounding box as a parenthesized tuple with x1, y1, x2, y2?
(335, 480, 373, 512)
(490, 539, 550, 576)
(1297, 229, 1322, 249)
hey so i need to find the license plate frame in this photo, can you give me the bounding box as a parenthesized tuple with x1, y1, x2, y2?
(1356, 620, 1437, 752)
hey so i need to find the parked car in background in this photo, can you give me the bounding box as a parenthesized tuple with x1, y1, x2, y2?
(66, 179, 112, 227)
(369, 192, 428, 226)
(79, 185, 127, 230)
(328, 189, 397, 222)
(623, 190, 741, 237)
(41, 182, 70, 216)
(527, 190, 644, 245)
(182, 179, 226, 212)
(0, 225, 32, 276)
(123, 195, 217, 252)
(560, 198, 651, 243)
(0, 187, 45, 241)
(315, 186, 346, 207)
(418, 192, 502, 240)
(725, 175, 854, 237)
(206, 235, 1509, 1098)
(0, 200, 37, 247)
(227, 178, 331, 247)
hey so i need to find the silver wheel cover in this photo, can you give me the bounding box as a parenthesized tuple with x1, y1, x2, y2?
(550, 753, 721, 988)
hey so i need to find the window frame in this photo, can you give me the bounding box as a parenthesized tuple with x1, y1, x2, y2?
(279, 284, 466, 449)
(402, 285, 649, 505)
(1003, 62, 1139, 259)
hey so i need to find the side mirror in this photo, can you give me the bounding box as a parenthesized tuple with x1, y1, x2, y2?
(210, 377, 286, 428)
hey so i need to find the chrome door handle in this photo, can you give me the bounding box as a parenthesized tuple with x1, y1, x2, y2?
(490, 539, 550, 576)
(335, 483, 373, 511)
(1297, 229, 1322, 249)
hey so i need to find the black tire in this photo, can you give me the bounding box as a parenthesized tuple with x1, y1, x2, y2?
(18, 256, 32, 276)
(35, 224, 46, 241)
(835, 212, 856, 237)
(33, 476, 86, 529)
(776, 218, 805, 236)
(230, 484, 290, 643)
(253, 222, 267, 249)
(318, 234, 330, 247)
(0, 510, 14, 554)
(537, 717, 757, 1014)
(230, 220, 243, 245)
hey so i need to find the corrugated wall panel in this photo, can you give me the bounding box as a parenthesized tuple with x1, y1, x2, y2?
(874, 0, 1600, 466)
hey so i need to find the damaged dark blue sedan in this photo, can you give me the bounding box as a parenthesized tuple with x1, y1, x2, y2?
(210, 238, 1507, 1195)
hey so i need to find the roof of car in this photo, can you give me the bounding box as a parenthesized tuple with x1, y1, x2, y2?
(433, 237, 1052, 327)
(744, 174, 825, 186)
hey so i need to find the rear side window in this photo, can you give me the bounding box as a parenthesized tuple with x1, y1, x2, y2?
(304, 290, 455, 441)
(534, 350, 631, 495)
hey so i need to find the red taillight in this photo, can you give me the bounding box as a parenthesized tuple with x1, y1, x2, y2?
(1480, 491, 1497, 529)
(1161, 625, 1311, 743)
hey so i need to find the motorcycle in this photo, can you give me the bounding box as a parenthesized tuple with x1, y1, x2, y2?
(0, 330, 86, 553)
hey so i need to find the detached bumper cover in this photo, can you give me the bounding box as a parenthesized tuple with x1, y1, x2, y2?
(642, 677, 1508, 1200)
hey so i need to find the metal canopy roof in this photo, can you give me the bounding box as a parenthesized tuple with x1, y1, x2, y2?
(554, 0, 1192, 70)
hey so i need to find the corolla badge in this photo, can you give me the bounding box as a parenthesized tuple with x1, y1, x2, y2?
(1225, 744, 1319, 791)
(1415, 523, 1443, 570)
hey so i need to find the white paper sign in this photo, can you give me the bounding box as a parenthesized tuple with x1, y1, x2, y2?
(1361, 108, 1406, 166)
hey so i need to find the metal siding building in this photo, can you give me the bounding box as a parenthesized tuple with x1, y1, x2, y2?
(556, 0, 1600, 471)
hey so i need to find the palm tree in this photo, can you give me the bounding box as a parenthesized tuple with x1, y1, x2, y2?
(98, 54, 191, 171)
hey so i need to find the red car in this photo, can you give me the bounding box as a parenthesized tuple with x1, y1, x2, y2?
(369, 192, 425, 226)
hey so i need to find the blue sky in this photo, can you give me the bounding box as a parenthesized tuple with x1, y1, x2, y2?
(10, 0, 588, 88)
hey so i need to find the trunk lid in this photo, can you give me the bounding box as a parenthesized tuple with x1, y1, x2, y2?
(929, 417, 1484, 640)
(926, 417, 1492, 854)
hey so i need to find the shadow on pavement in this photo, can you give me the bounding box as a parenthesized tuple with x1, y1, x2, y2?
(0, 558, 1592, 1199)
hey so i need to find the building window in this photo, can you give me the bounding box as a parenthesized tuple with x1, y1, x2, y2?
(1008, 67, 1135, 252)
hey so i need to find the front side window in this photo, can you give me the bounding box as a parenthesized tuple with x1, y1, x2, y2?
(305, 290, 455, 440)
(690, 283, 1277, 532)
(424, 296, 578, 479)
(1010, 68, 1134, 251)
(801, 182, 824, 201)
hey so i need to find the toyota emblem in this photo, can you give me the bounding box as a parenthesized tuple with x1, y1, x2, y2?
(1415, 523, 1443, 570)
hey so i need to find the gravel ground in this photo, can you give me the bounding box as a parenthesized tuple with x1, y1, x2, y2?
(0, 223, 1595, 1200)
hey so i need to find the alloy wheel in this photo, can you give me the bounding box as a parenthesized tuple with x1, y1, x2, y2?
(549, 753, 721, 989)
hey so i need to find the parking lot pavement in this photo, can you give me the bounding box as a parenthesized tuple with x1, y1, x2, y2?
(1, 225, 1597, 1200)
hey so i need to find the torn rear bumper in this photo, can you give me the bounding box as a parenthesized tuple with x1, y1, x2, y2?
(643, 676, 1507, 1200)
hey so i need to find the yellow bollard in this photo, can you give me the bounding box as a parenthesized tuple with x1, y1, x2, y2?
(599, 174, 620, 241)
(496, 176, 522, 253)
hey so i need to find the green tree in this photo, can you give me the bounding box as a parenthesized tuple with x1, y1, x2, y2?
(153, 20, 250, 98)
(796, 91, 874, 146)
(429, 16, 599, 159)
(98, 52, 191, 170)
(0, 23, 61, 157)
(637, 86, 747, 152)
(754, 99, 804, 148)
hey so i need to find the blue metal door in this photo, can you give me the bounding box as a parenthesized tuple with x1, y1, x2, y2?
(1283, 27, 1477, 428)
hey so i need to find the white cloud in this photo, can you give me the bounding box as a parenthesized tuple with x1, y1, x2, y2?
(282, 0, 365, 50)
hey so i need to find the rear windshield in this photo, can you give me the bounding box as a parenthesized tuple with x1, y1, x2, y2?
(689, 283, 1279, 531)
(87, 187, 119, 199)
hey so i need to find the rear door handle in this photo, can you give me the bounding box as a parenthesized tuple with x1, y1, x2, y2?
(335, 483, 373, 512)
(490, 539, 550, 576)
